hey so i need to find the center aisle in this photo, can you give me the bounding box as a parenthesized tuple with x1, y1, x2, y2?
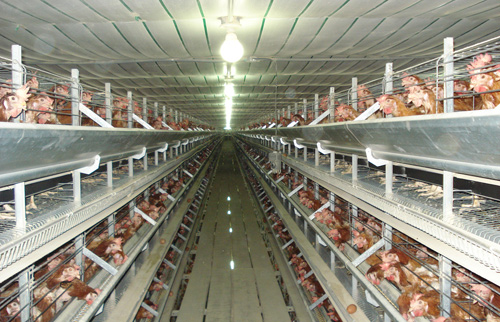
(173, 139, 293, 322)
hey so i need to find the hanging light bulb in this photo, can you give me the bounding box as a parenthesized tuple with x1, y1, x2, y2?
(221, 32, 244, 63)
(224, 83, 235, 97)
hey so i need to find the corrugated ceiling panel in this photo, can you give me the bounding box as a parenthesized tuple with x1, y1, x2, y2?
(1, 27, 90, 61)
(50, 23, 129, 60)
(175, 62, 202, 76)
(3, 1, 78, 24)
(235, 0, 275, 18)
(111, 21, 173, 58)
(267, 0, 313, 18)
(253, 18, 298, 57)
(82, 22, 149, 59)
(159, 0, 204, 19)
(330, 0, 388, 18)
(274, 17, 348, 56)
(172, 19, 213, 58)
(142, 21, 192, 58)
(79, 0, 142, 22)
(119, 0, 173, 21)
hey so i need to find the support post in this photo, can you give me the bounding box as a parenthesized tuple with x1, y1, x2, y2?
(11, 45, 23, 90)
(351, 77, 358, 110)
(352, 154, 358, 183)
(303, 98, 307, 120)
(19, 267, 31, 322)
(15, 182, 26, 230)
(71, 69, 80, 126)
(443, 171, 453, 222)
(73, 170, 81, 206)
(443, 37, 454, 113)
(127, 91, 133, 129)
(154, 102, 158, 118)
(439, 255, 452, 317)
(143, 97, 147, 121)
(385, 161, 393, 197)
(329, 87, 335, 122)
(107, 161, 113, 187)
(314, 93, 319, 119)
(105, 83, 112, 123)
(384, 63, 393, 94)
(75, 234, 85, 277)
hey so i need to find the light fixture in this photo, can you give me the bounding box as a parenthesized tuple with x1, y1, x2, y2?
(224, 83, 235, 97)
(227, 196, 231, 201)
(230, 260, 235, 270)
(227, 210, 231, 215)
(221, 32, 244, 63)
(219, 0, 243, 63)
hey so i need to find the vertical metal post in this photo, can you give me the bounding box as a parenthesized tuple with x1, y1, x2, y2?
(330, 152, 335, 173)
(384, 63, 393, 94)
(351, 77, 358, 111)
(154, 102, 158, 118)
(315, 148, 319, 167)
(303, 99, 307, 120)
(383, 224, 393, 250)
(287, 105, 291, 118)
(175, 110, 178, 123)
(294, 102, 298, 115)
(73, 171, 81, 206)
(439, 255, 452, 317)
(19, 267, 31, 322)
(443, 171, 453, 222)
(11, 45, 23, 90)
(163, 106, 166, 120)
(105, 83, 112, 123)
(329, 87, 335, 122)
(315, 234, 321, 252)
(314, 182, 319, 200)
(107, 161, 113, 187)
(129, 201, 135, 220)
(108, 214, 115, 237)
(330, 250, 335, 272)
(330, 191, 335, 212)
(71, 69, 80, 126)
(15, 182, 26, 230)
(314, 93, 319, 119)
(74, 234, 85, 277)
(303, 147, 307, 162)
(127, 91, 133, 129)
(385, 161, 393, 197)
(443, 37, 454, 113)
(352, 154, 358, 183)
(143, 97, 147, 121)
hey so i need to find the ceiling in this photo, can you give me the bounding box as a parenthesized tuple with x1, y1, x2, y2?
(0, 0, 499, 129)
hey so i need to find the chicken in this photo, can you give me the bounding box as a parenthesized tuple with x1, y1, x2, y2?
(0, 84, 31, 122)
(467, 53, 500, 109)
(25, 92, 56, 124)
(334, 103, 359, 122)
(46, 263, 81, 289)
(357, 85, 376, 113)
(57, 279, 101, 305)
(407, 85, 443, 114)
(378, 94, 421, 117)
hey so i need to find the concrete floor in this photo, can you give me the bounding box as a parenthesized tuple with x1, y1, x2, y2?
(173, 139, 298, 322)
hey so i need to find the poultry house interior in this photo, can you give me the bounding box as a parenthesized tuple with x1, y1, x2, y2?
(1, 0, 500, 321)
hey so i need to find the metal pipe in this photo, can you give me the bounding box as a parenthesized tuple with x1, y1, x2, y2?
(15, 182, 26, 230)
(71, 69, 80, 126)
